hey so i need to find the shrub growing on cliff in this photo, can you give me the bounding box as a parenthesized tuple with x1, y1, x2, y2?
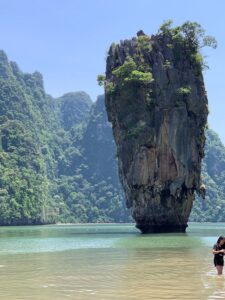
(158, 20, 217, 72)
(176, 87, 192, 104)
(180, 22, 217, 50)
(124, 70, 153, 85)
(176, 86, 192, 95)
(97, 75, 116, 95)
(137, 35, 152, 51)
(159, 20, 217, 51)
(105, 82, 115, 95)
(158, 20, 174, 35)
(97, 74, 105, 86)
(112, 57, 154, 86)
(112, 58, 136, 79)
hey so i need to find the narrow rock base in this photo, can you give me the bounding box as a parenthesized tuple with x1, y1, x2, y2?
(136, 223, 188, 234)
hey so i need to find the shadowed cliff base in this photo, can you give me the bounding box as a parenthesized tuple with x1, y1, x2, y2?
(103, 21, 216, 233)
(136, 223, 188, 234)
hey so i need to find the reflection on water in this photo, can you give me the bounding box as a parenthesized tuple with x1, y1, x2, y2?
(0, 223, 225, 299)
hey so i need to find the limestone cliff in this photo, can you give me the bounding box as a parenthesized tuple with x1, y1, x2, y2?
(104, 23, 210, 233)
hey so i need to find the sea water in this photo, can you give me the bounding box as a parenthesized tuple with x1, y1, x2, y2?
(0, 223, 224, 299)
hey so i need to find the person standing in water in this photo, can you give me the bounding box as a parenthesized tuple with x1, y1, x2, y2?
(212, 236, 225, 275)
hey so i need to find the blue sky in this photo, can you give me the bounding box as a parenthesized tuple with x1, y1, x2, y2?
(0, 0, 224, 143)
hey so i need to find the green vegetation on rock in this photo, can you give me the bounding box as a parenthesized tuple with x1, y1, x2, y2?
(176, 87, 192, 95)
(159, 20, 217, 72)
(112, 57, 153, 86)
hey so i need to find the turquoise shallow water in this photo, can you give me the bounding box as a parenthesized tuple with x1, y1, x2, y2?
(0, 223, 225, 299)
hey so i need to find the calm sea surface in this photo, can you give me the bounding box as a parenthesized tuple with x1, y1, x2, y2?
(0, 223, 225, 300)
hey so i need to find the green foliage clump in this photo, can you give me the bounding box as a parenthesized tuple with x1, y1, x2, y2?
(97, 74, 105, 86)
(159, 20, 217, 51)
(137, 35, 152, 51)
(158, 20, 217, 72)
(191, 53, 209, 72)
(180, 21, 217, 50)
(112, 58, 136, 79)
(105, 82, 115, 95)
(124, 69, 154, 85)
(175, 87, 192, 106)
(191, 53, 204, 66)
(176, 86, 192, 96)
(112, 57, 154, 86)
(158, 20, 174, 35)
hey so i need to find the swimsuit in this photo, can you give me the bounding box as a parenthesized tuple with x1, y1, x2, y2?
(213, 244, 224, 266)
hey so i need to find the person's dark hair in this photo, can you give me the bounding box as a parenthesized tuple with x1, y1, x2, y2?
(217, 236, 225, 244)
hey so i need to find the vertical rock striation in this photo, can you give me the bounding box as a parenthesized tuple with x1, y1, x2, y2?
(104, 23, 209, 233)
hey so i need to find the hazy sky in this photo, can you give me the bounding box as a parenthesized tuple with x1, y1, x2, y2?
(0, 0, 224, 144)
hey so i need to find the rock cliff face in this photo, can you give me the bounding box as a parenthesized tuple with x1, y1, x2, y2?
(105, 26, 208, 233)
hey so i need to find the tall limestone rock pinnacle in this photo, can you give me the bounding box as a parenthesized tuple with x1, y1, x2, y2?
(104, 22, 212, 233)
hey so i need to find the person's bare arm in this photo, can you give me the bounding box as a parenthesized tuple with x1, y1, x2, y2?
(212, 249, 225, 254)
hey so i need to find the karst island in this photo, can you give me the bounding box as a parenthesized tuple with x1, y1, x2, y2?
(98, 21, 217, 233)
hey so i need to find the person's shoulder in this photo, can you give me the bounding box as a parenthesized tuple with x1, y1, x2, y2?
(213, 243, 218, 249)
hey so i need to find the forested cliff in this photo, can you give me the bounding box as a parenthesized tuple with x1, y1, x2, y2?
(0, 50, 224, 225)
